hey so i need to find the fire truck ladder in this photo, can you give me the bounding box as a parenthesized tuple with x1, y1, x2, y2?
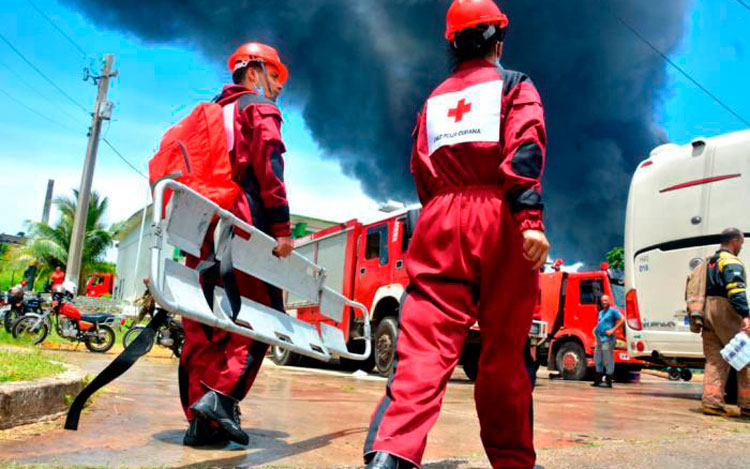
(149, 180, 372, 363)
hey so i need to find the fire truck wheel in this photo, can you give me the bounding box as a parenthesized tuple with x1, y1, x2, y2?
(271, 345, 302, 367)
(680, 368, 693, 382)
(339, 340, 375, 372)
(668, 368, 681, 381)
(461, 343, 480, 381)
(555, 341, 587, 381)
(374, 317, 399, 377)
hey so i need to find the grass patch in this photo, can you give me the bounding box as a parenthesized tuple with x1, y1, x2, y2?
(0, 349, 65, 382)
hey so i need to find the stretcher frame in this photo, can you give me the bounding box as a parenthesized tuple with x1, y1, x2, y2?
(149, 180, 371, 362)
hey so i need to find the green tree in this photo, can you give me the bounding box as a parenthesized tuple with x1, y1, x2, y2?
(606, 246, 624, 272)
(5, 190, 119, 288)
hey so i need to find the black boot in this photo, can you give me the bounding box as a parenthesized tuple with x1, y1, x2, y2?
(183, 417, 228, 447)
(365, 452, 415, 469)
(190, 390, 249, 445)
(604, 374, 614, 388)
(590, 373, 602, 387)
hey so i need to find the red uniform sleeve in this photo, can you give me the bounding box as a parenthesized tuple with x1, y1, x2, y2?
(499, 73, 547, 232)
(241, 103, 291, 238)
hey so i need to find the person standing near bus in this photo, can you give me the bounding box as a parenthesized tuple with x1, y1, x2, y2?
(591, 295, 624, 388)
(702, 227, 750, 418)
(363, 1, 549, 467)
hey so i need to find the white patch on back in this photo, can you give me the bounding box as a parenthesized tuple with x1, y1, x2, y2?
(425, 80, 502, 156)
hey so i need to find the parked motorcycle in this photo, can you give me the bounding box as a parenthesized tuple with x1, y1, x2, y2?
(122, 309, 184, 357)
(2, 288, 44, 333)
(13, 282, 117, 352)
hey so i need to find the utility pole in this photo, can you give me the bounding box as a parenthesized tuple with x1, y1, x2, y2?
(65, 54, 117, 290)
(41, 179, 54, 225)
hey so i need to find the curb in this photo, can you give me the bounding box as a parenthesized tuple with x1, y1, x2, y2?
(0, 361, 88, 430)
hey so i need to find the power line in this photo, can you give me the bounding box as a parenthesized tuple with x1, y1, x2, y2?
(101, 137, 148, 179)
(26, 0, 88, 58)
(0, 31, 89, 114)
(0, 56, 88, 124)
(0, 86, 80, 132)
(735, 0, 750, 13)
(609, 9, 750, 128)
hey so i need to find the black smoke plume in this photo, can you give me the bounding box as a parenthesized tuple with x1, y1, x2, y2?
(63, 0, 689, 262)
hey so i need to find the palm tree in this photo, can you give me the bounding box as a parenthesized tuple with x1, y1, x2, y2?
(4, 190, 119, 287)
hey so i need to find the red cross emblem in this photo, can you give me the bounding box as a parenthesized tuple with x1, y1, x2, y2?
(447, 98, 472, 123)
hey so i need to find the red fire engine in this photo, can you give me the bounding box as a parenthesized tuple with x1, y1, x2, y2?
(274, 207, 420, 376)
(524, 264, 644, 381)
(85, 273, 114, 298)
(275, 209, 642, 381)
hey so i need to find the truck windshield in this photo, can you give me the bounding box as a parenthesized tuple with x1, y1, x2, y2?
(611, 284, 625, 309)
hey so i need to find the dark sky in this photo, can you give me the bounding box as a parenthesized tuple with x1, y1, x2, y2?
(63, 0, 689, 263)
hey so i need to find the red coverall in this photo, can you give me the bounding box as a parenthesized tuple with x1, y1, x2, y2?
(179, 85, 291, 422)
(364, 59, 547, 468)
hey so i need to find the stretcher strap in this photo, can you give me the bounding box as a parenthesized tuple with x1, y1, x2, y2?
(196, 223, 241, 320)
(65, 308, 168, 430)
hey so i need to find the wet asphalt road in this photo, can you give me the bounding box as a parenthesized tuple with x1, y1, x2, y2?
(1, 350, 748, 468)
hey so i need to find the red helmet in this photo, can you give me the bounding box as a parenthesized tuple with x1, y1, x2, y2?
(445, 0, 509, 41)
(227, 42, 289, 84)
(20, 279, 28, 286)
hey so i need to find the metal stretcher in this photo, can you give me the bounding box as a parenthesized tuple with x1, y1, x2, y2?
(149, 180, 371, 362)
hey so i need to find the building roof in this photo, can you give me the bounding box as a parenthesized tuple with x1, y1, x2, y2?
(0, 233, 25, 245)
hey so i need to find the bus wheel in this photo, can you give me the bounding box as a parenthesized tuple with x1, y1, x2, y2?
(555, 342, 587, 381)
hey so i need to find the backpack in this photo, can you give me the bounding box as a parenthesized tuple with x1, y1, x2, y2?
(685, 258, 708, 333)
(148, 93, 252, 211)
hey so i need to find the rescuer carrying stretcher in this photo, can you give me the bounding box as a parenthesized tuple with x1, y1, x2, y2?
(363, 0, 549, 468)
(178, 42, 294, 447)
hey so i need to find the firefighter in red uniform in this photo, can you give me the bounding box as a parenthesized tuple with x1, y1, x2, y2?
(180, 42, 294, 447)
(364, 1, 549, 468)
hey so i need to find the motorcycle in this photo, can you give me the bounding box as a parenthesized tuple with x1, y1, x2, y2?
(3, 289, 44, 333)
(13, 283, 117, 353)
(122, 308, 184, 357)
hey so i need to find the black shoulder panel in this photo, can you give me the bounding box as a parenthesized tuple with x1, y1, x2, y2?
(497, 68, 530, 95)
(237, 93, 278, 111)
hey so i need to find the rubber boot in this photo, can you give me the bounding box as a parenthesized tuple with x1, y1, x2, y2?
(183, 417, 228, 447)
(190, 390, 249, 445)
(604, 374, 614, 388)
(590, 373, 602, 387)
(365, 452, 415, 469)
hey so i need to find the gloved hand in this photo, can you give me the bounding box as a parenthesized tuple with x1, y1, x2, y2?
(522, 229, 549, 271)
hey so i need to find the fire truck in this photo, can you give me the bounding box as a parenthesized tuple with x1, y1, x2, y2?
(85, 273, 114, 298)
(274, 206, 420, 376)
(529, 265, 644, 381)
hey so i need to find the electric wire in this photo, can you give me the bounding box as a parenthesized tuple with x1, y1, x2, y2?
(0, 56, 88, 124)
(26, 0, 88, 58)
(4, 8, 149, 181)
(0, 31, 89, 114)
(609, 8, 750, 128)
(0, 86, 80, 132)
(734, 0, 750, 13)
(101, 137, 148, 179)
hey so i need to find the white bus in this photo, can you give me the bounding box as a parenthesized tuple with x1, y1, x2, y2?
(624, 130, 750, 366)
